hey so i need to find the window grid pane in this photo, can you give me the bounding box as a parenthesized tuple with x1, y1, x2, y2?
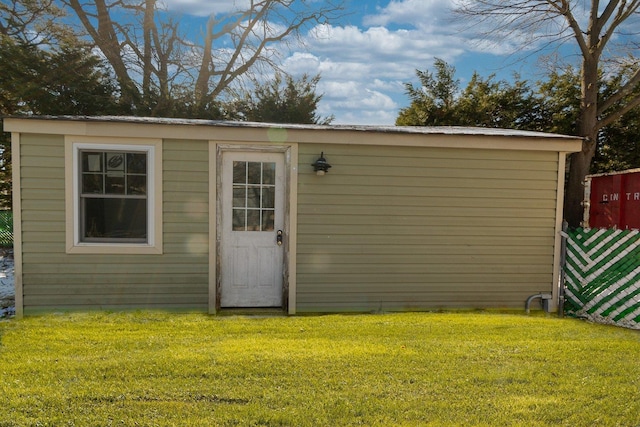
(231, 161, 276, 231)
(81, 151, 147, 198)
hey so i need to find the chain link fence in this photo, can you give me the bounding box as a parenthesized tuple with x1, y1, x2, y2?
(0, 210, 13, 247)
(564, 227, 640, 329)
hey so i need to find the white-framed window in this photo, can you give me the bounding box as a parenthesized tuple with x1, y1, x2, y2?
(65, 137, 162, 254)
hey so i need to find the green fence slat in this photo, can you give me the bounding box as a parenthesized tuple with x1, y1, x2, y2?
(610, 288, 640, 321)
(588, 273, 640, 315)
(564, 227, 640, 329)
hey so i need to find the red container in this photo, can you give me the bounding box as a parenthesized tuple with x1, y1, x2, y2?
(583, 169, 640, 229)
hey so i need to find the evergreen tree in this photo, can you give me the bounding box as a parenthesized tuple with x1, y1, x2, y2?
(454, 0, 640, 226)
(237, 73, 333, 125)
(397, 59, 640, 177)
(0, 36, 124, 207)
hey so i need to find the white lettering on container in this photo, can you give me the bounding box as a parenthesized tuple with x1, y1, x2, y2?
(602, 193, 621, 202)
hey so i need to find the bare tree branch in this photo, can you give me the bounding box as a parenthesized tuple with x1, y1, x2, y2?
(596, 1, 640, 56)
(598, 65, 640, 115)
(1, 0, 71, 45)
(599, 92, 640, 128)
(453, 0, 640, 227)
(196, 0, 344, 105)
(66, 0, 139, 105)
(58, 0, 343, 114)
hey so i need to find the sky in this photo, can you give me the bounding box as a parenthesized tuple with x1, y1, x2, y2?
(158, 0, 566, 125)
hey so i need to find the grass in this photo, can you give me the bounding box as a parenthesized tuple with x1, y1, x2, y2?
(0, 311, 638, 426)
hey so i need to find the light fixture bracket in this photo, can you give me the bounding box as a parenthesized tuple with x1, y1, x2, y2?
(311, 152, 332, 176)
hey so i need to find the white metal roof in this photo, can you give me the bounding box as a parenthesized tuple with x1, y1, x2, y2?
(5, 115, 582, 140)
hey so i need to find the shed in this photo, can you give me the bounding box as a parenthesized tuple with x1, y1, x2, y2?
(4, 116, 582, 317)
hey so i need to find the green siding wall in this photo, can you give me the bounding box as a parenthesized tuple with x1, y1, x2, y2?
(18, 132, 563, 314)
(295, 144, 560, 312)
(19, 135, 209, 312)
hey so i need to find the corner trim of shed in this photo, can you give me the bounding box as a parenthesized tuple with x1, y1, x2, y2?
(10, 131, 24, 318)
(551, 151, 570, 312)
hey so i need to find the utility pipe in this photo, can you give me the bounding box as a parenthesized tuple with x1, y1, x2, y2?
(525, 293, 553, 315)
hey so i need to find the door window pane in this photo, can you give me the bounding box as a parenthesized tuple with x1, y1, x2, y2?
(232, 209, 245, 231)
(247, 162, 262, 184)
(230, 161, 276, 231)
(233, 161, 246, 184)
(262, 210, 275, 231)
(263, 163, 275, 185)
(233, 187, 246, 208)
(247, 186, 260, 208)
(247, 210, 260, 231)
(262, 187, 275, 209)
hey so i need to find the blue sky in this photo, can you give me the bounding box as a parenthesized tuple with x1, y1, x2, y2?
(160, 0, 560, 125)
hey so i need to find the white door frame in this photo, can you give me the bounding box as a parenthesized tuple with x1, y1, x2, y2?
(208, 143, 298, 314)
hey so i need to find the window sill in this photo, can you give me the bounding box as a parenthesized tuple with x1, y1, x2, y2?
(66, 243, 163, 255)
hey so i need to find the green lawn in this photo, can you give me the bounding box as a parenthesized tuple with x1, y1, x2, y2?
(0, 311, 638, 426)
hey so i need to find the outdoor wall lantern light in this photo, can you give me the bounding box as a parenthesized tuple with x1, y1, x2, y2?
(312, 152, 332, 176)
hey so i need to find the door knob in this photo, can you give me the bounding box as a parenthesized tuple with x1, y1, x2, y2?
(276, 230, 283, 246)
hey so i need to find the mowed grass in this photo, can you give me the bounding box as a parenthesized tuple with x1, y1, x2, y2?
(0, 312, 639, 426)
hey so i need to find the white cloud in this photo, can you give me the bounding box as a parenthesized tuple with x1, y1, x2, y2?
(335, 89, 396, 110)
(310, 24, 454, 65)
(370, 78, 403, 92)
(288, 0, 571, 124)
(363, 0, 455, 30)
(281, 51, 402, 125)
(282, 52, 322, 75)
(282, 9, 474, 125)
(321, 80, 363, 99)
(302, 23, 468, 87)
(159, 0, 551, 125)
(335, 108, 399, 126)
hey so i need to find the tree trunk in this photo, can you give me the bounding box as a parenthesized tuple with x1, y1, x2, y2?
(67, 0, 140, 108)
(564, 141, 596, 227)
(564, 55, 600, 228)
(194, 16, 215, 108)
(142, 0, 154, 97)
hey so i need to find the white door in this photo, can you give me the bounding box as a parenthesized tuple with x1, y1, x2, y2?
(220, 151, 285, 307)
